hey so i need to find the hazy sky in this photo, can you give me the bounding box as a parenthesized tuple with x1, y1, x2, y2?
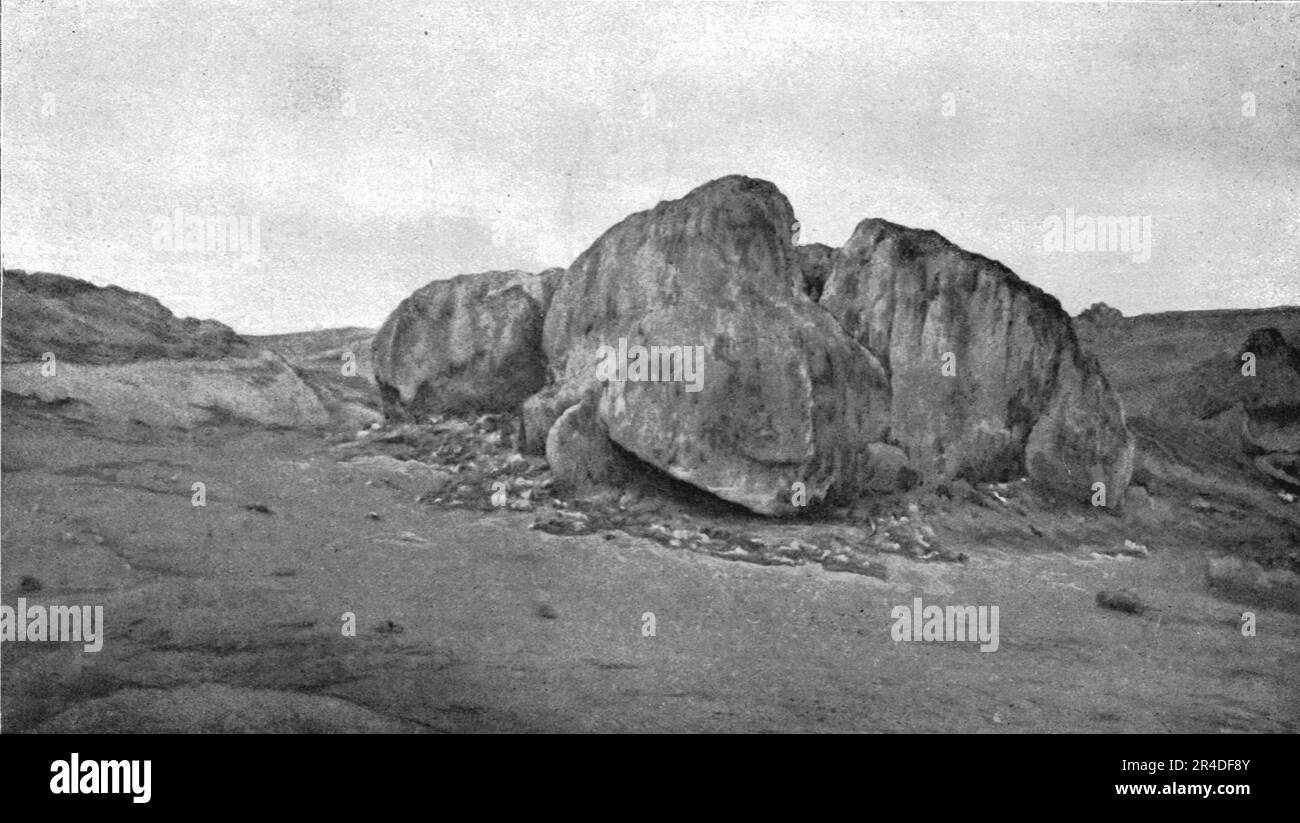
(2, 0, 1297, 333)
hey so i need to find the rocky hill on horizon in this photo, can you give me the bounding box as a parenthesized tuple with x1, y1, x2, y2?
(1, 269, 329, 429)
(2, 269, 250, 364)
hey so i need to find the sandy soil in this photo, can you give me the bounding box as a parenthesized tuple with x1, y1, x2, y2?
(3, 397, 1296, 733)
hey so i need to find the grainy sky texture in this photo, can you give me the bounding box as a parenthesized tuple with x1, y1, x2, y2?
(2, 0, 1297, 333)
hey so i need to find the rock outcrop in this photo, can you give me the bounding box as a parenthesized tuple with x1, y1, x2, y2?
(539, 176, 892, 515)
(1238, 328, 1300, 448)
(821, 219, 1133, 505)
(370, 268, 563, 420)
(374, 175, 1135, 513)
(795, 243, 835, 301)
(1236, 329, 1300, 487)
(2, 269, 247, 363)
(246, 327, 383, 430)
(1076, 302, 1124, 325)
(1, 270, 327, 429)
(1141, 326, 1300, 487)
(2, 352, 329, 428)
(1024, 345, 1135, 506)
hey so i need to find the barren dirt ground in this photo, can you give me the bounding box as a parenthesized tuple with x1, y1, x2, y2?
(3, 403, 1297, 733)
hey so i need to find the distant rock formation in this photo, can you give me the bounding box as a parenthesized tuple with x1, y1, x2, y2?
(795, 243, 835, 301)
(1144, 325, 1300, 487)
(247, 327, 382, 430)
(1238, 329, 1300, 487)
(373, 176, 1135, 513)
(1239, 328, 1300, 430)
(2, 269, 326, 428)
(2, 269, 247, 363)
(1076, 302, 1124, 325)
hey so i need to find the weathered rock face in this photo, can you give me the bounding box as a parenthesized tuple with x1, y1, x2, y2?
(540, 176, 892, 515)
(2, 352, 329, 428)
(544, 385, 635, 489)
(371, 268, 563, 420)
(376, 175, 1135, 514)
(821, 218, 1133, 505)
(1076, 302, 1124, 325)
(1157, 327, 1300, 455)
(1239, 329, 1300, 440)
(795, 243, 835, 301)
(1024, 346, 1135, 507)
(1236, 329, 1300, 486)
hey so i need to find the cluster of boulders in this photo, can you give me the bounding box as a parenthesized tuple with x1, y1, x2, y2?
(372, 176, 1135, 516)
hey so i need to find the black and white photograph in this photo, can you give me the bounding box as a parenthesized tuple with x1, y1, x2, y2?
(1, 0, 1296, 761)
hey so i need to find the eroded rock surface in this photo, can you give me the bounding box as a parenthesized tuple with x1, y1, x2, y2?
(375, 176, 1135, 513)
(3, 269, 247, 363)
(540, 176, 892, 515)
(822, 219, 1133, 505)
(1, 269, 327, 428)
(371, 269, 563, 420)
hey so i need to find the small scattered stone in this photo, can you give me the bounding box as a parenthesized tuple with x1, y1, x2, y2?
(1121, 539, 1149, 557)
(1096, 590, 1151, 616)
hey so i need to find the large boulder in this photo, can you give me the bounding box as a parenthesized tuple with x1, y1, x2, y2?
(544, 385, 635, 489)
(371, 268, 563, 420)
(1024, 347, 1135, 507)
(821, 219, 1133, 506)
(539, 176, 893, 515)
